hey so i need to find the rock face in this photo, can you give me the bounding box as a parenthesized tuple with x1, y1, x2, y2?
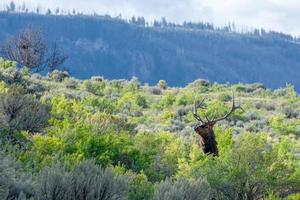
(1, 12, 300, 91)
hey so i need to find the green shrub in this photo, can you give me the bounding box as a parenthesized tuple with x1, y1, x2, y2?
(128, 172, 154, 200)
(0, 58, 16, 69)
(83, 80, 106, 96)
(158, 93, 176, 108)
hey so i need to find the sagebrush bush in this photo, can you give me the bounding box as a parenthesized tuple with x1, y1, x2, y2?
(0, 85, 50, 136)
(64, 78, 79, 89)
(243, 111, 261, 121)
(149, 86, 162, 95)
(176, 106, 189, 118)
(0, 154, 33, 200)
(35, 165, 69, 200)
(0, 67, 23, 85)
(155, 178, 210, 200)
(47, 70, 70, 82)
(283, 106, 299, 119)
(189, 79, 211, 87)
(31, 73, 42, 80)
(36, 161, 129, 200)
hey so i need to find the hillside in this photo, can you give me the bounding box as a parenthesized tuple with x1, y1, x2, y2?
(0, 59, 300, 199)
(1, 12, 300, 92)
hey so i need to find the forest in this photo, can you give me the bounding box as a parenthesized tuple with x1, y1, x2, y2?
(0, 57, 300, 199)
(1, 9, 300, 91)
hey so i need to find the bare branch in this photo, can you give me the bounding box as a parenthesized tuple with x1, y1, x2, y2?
(1, 27, 67, 72)
(46, 42, 68, 72)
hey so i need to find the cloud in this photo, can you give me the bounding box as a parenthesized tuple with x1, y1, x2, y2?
(1, 0, 300, 35)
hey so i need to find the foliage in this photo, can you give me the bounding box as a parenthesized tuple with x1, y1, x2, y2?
(0, 57, 16, 69)
(128, 171, 154, 200)
(0, 64, 300, 199)
(0, 85, 50, 142)
(36, 160, 129, 200)
(154, 178, 210, 200)
(0, 153, 34, 200)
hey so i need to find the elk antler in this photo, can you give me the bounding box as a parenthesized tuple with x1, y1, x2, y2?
(211, 92, 244, 123)
(193, 97, 207, 123)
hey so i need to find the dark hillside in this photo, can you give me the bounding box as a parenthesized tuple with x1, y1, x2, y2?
(1, 12, 300, 91)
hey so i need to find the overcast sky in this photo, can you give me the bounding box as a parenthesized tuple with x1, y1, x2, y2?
(1, 0, 300, 36)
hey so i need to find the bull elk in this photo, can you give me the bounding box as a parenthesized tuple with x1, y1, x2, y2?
(193, 93, 244, 156)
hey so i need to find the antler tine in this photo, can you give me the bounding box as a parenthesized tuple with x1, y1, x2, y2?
(211, 92, 244, 123)
(237, 98, 245, 112)
(205, 115, 211, 123)
(193, 97, 206, 123)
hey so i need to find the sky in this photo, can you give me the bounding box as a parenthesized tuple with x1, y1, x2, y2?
(1, 0, 300, 36)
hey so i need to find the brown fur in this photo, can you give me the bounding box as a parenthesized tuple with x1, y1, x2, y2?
(194, 123, 218, 156)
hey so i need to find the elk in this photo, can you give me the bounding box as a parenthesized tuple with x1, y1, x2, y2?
(193, 93, 244, 156)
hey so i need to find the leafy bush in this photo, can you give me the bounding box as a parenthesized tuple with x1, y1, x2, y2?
(269, 115, 299, 135)
(136, 95, 148, 108)
(128, 172, 154, 200)
(87, 112, 135, 133)
(0, 58, 17, 69)
(158, 93, 176, 108)
(83, 80, 106, 96)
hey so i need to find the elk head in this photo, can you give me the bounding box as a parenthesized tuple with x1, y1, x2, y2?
(193, 93, 244, 156)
